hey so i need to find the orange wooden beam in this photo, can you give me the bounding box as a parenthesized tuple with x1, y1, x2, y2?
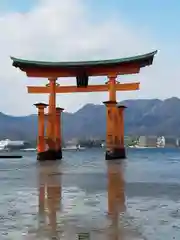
(27, 83, 140, 94)
(25, 65, 140, 78)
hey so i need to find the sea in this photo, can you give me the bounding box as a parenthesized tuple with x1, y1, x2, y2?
(0, 148, 180, 240)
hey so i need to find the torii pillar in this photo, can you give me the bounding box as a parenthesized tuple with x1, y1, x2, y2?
(104, 75, 126, 160)
(40, 78, 58, 161)
(55, 107, 64, 159)
(47, 78, 57, 149)
(34, 103, 48, 160)
(117, 105, 127, 155)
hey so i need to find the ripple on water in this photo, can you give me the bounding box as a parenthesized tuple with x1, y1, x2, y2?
(127, 197, 180, 240)
(0, 186, 144, 240)
(1, 150, 180, 239)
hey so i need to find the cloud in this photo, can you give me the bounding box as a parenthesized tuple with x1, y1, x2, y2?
(0, 0, 177, 115)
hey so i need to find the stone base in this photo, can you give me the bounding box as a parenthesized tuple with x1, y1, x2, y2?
(37, 149, 62, 161)
(105, 148, 126, 160)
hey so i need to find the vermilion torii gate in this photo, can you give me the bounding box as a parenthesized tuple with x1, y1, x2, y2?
(11, 51, 157, 161)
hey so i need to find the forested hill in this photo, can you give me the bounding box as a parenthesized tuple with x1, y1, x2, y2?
(0, 97, 180, 140)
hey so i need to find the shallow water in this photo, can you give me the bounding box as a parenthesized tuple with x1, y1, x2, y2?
(0, 148, 180, 239)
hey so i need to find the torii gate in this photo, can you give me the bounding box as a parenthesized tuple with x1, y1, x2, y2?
(11, 51, 157, 161)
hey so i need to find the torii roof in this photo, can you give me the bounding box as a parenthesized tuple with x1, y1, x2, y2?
(10, 50, 157, 77)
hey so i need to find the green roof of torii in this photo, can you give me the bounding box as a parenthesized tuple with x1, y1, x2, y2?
(11, 50, 157, 69)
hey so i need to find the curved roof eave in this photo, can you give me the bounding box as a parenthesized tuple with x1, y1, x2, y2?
(10, 50, 158, 69)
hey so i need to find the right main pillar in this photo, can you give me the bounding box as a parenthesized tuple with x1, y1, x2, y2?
(104, 101, 127, 160)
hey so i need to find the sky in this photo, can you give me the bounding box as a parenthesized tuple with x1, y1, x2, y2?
(0, 0, 179, 116)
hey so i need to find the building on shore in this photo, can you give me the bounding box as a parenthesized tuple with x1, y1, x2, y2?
(164, 136, 179, 148)
(157, 136, 165, 148)
(138, 136, 180, 148)
(65, 138, 79, 148)
(0, 139, 31, 151)
(176, 138, 180, 147)
(138, 136, 157, 147)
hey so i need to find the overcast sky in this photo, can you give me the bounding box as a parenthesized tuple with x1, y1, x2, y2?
(0, 0, 179, 116)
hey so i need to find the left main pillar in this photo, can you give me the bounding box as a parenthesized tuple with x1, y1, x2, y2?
(34, 103, 48, 161)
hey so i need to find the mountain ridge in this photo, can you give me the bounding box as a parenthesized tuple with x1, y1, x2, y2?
(0, 97, 180, 140)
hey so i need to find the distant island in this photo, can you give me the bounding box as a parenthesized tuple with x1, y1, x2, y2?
(0, 97, 180, 142)
(0, 136, 178, 151)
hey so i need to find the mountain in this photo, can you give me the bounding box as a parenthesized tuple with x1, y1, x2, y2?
(0, 97, 180, 141)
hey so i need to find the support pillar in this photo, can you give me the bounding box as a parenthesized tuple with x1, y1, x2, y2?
(103, 103, 127, 160)
(108, 75, 116, 102)
(104, 101, 120, 160)
(116, 105, 127, 158)
(55, 107, 64, 159)
(34, 103, 48, 160)
(47, 78, 57, 149)
(104, 75, 127, 160)
(43, 78, 58, 160)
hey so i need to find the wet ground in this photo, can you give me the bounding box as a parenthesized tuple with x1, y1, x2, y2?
(0, 148, 180, 239)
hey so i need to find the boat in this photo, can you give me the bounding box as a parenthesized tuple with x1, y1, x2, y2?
(62, 144, 86, 151)
(20, 148, 37, 152)
(0, 155, 22, 159)
(101, 143, 106, 148)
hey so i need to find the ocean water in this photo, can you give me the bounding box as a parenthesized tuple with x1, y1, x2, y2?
(0, 148, 180, 239)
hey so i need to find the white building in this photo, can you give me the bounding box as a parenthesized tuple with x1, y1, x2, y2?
(138, 136, 157, 147)
(0, 139, 26, 150)
(157, 136, 165, 147)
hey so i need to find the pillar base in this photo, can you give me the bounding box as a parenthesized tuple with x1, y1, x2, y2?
(56, 148, 62, 159)
(37, 149, 61, 161)
(105, 148, 126, 160)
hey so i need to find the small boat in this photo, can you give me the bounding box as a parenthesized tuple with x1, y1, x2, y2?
(62, 144, 86, 151)
(20, 148, 37, 152)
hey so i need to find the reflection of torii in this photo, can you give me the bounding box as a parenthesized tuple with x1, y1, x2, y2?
(107, 161, 126, 240)
(38, 162, 62, 238)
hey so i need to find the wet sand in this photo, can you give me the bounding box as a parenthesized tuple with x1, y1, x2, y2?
(1, 148, 180, 239)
